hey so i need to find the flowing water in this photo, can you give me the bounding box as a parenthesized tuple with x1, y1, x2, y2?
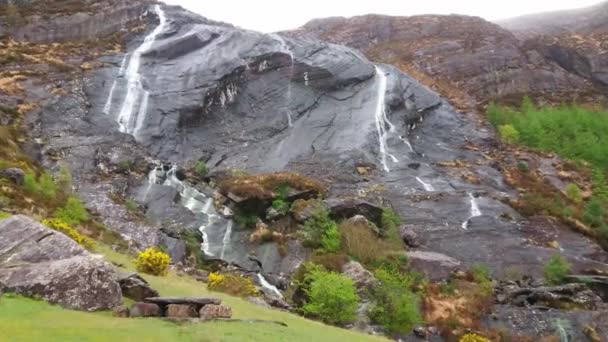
(146, 165, 282, 297)
(270, 33, 295, 126)
(462, 192, 482, 229)
(115, 5, 167, 136)
(373, 66, 399, 172)
(102, 54, 129, 115)
(416, 177, 435, 191)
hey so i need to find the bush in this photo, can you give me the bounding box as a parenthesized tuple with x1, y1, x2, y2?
(321, 225, 341, 253)
(341, 218, 392, 265)
(459, 333, 491, 342)
(543, 254, 571, 285)
(0, 211, 10, 221)
(310, 252, 349, 273)
(234, 211, 258, 229)
(583, 198, 605, 228)
(469, 264, 493, 297)
(135, 247, 171, 276)
(194, 161, 208, 178)
(57, 164, 73, 194)
(271, 198, 290, 215)
(516, 161, 529, 172)
(498, 124, 519, 144)
(55, 196, 89, 226)
(301, 206, 339, 249)
(42, 218, 95, 250)
(301, 269, 359, 325)
(23, 171, 57, 199)
(208, 272, 259, 297)
(565, 183, 583, 204)
(380, 208, 401, 240)
(370, 267, 422, 335)
(125, 199, 139, 212)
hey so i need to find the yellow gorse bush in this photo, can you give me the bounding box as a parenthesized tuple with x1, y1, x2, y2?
(42, 218, 95, 250)
(207, 272, 259, 297)
(135, 247, 171, 276)
(459, 333, 491, 342)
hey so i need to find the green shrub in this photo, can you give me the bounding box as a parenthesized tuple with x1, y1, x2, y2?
(516, 161, 529, 172)
(57, 164, 73, 194)
(23, 171, 57, 199)
(498, 124, 519, 144)
(321, 225, 341, 253)
(543, 254, 571, 285)
(117, 160, 135, 173)
(194, 161, 208, 177)
(341, 218, 394, 265)
(469, 264, 493, 297)
(583, 198, 605, 228)
(135, 247, 171, 276)
(42, 218, 95, 250)
(301, 206, 339, 249)
(0, 211, 10, 221)
(592, 168, 608, 204)
(565, 183, 583, 204)
(380, 208, 401, 240)
(234, 211, 258, 229)
(301, 269, 359, 325)
(125, 199, 139, 212)
(271, 198, 290, 215)
(55, 196, 89, 226)
(370, 267, 422, 335)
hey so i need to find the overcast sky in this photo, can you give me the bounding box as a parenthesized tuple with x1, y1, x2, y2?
(162, 0, 600, 32)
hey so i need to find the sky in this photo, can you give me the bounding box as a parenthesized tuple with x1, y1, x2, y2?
(162, 0, 601, 33)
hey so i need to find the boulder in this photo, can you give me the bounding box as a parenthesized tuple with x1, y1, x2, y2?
(324, 198, 383, 227)
(290, 199, 328, 223)
(406, 251, 461, 281)
(564, 275, 608, 301)
(342, 215, 381, 236)
(130, 302, 161, 317)
(0, 168, 25, 185)
(400, 226, 420, 248)
(0, 215, 122, 311)
(118, 273, 159, 302)
(112, 305, 130, 318)
(342, 261, 378, 293)
(199, 304, 232, 320)
(166, 304, 199, 318)
(144, 297, 222, 313)
(248, 296, 271, 308)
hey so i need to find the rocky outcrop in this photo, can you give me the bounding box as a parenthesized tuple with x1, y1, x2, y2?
(0, 215, 122, 311)
(199, 304, 232, 320)
(118, 272, 159, 302)
(406, 251, 461, 281)
(0, 167, 24, 185)
(0, 0, 151, 43)
(324, 199, 383, 228)
(342, 261, 378, 293)
(495, 281, 603, 310)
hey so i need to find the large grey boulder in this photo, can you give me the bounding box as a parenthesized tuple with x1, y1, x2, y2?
(0, 215, 122, 311)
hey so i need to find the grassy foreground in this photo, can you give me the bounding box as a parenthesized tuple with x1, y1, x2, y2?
(0, 246, 386, 342)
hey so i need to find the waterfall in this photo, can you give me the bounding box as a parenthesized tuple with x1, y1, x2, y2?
(399, 136, 415, 153)
(257, 273, 283, 299)
(416, 177, 434, 191)
(271, 33, 295, 126)
(150, 165, 232, 258)
(102, 54, 129, 115)
(374, 66, 399, 172)
(462, 193, 482, 229)
(115, 5, 167, 136)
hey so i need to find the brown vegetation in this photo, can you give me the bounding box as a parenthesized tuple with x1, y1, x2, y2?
(218, 171, 328, 200)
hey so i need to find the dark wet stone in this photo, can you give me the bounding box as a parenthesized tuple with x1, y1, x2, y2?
(324, 198, 384, 227)
(118, 273, 159, 302)
(0, 168, 25, 185)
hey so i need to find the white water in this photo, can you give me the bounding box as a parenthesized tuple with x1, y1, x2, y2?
(257, 273, 283, 299)
(462, 193, 482, 229)
(399, 136, 415, 153)
(102, 54, 129, 115)
(416, 177, 435, 191)
(116, 5, 167, 136)
(220, 221, 233, 259)
(271, 33, 295, 127)
(373, 66, 399, 172)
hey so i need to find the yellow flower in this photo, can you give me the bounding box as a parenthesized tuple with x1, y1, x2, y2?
(135, 247, 171, 276)
(459, 333, 491, 342)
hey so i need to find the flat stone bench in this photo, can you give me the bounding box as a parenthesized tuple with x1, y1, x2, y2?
(144, 297, 221, 311)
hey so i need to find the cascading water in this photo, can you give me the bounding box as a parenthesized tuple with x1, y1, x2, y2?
(416, 177, 435, 192)
(271, 33, 295, 127)
(462, 192, 482, 229)
(102, 54, 129, 115)
(146, 165, 282, 297)
(115, 5, 167, 136)
(373, 66, 399, 172)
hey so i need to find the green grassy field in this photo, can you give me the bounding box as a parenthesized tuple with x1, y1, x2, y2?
(0, 246, 387, 342)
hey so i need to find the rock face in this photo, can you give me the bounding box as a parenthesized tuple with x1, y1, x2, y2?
(496, 282, 603, 310)
(342, 261, 378, 293)
(0, 167, 24, 185)
(295, 12, 608, 108)
(118, 272, 159, 302)
(0, 215, 122, 311)
(0, 0, 151, 43)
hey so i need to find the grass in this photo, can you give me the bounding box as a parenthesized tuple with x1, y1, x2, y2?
(0, 245, 387, 342)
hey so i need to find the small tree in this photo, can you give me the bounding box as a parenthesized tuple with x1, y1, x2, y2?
(543, 254, 571, 285)
(498, 124, 519, 144)
(302, 269, 359, 325)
